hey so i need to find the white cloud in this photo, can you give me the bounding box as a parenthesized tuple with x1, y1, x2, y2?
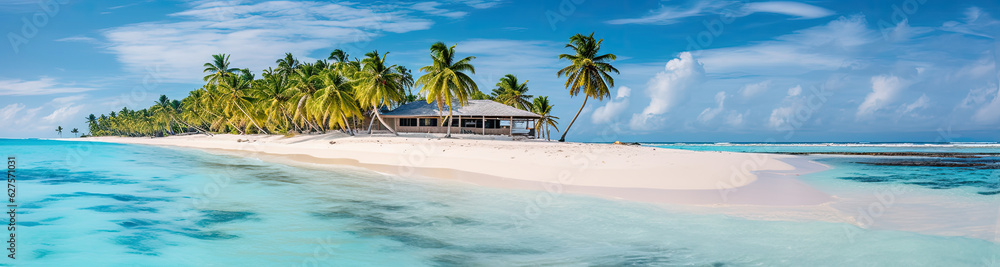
(0, 104, 25, 121)
(412, 2, 467, 18)
(0, 78, 95, 96)
(56, 36, 101, 44)
(101, 1, 435, 82)
(591, 86, 632, 124)
(457, 0, 503, 9)
(900, 94, 930, 115)
(607, 0, 832, 25)
(738, 80, 769, 98)
(725, 111, 744, 127)
(699, 15, 873, 75)
(787, 85, 802, 96)
(972, 86, 1000, 124)
(740, 1, 834, 19)
(42, 105, 83, 123)
(630, 52, 705, 130)
(767, 85, 809, 129)
(697, 91, 726, 123)
(857, 75, 906, 118)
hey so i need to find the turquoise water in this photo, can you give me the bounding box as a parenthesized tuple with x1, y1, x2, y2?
(2, 139, 999, 266)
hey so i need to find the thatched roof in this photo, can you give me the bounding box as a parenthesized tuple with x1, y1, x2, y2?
(382, 100, 541, 118)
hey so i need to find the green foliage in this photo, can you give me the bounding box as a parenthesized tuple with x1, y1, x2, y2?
(91, 44, 562, 138)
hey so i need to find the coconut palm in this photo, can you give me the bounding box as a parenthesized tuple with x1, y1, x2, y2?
(491, 74, 533, 111)
(203, 54, 239, 85)
(86, 114, 99, 135)
(556, 32, 619, 142)
(329, 49, 349, 64)
(275, 53, 299, 77)
(395, 66, 416, 105)
(218, 73, 267, 134)
(71, 128, 79, 137)
(531, 96, 560, 141)
(310, 69, 361, 134)
(354, 50, 404, 135)
(416, 42, 478, 138)
(55, 126, 63, 137)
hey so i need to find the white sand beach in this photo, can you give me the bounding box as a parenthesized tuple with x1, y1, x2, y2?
(75, 133, 832, 206)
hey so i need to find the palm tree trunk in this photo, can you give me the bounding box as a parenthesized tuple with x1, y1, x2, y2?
(235, 100, 267, 134)
(172, 115, 211, 136)
(367, 110, 376, 134)
(559, 95, 588, 142)
(342, 115, 354, 136)
(373, 109, 398, 136)
(445, 108, 453, 138)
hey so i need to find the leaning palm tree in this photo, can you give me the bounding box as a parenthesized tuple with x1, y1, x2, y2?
(354, 50, 404, 135)
(416, 42, 478, 138)
(532, 96, 560, 141)
(491, 74, 533, 111)
(310, 69, 361, 135)
(55, 126, 63, 137)
(219, 73, 267, 134)
(203, 54, 239, 85)
(556, 32, 619, 142)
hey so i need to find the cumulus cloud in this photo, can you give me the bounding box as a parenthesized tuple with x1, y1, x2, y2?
(0, 78, 94, 96)
(629, 52, 705, 130)
(767, 85, 808, 129)
(592, 86, 632, 124)
(857, 75, 906, 118)
(787, 85, 802, 96)
(697, 91, 726, 123)
(101, 1, 436, 82)
(738, 80, 770, 98)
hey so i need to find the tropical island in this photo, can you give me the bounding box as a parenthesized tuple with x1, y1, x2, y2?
(73, 33, 826, 209)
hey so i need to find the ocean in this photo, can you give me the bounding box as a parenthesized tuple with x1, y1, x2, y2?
(2, 139, 999, 266)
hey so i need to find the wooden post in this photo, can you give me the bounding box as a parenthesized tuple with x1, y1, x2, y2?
(482, 116, 486, 135)
(509, 116, 513, 136)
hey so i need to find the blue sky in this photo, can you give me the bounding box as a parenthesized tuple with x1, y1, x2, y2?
(1, 0, 999, 142)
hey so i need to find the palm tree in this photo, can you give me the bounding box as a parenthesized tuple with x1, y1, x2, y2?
(416, 42, 478, 138)
(395, 66, 416, 105)
(556, 32, 619, 142)
(71, 128, 79, 137)
(203, 54, 239, 85)
(275, 53, 299, 77)
(329, 49, 349, 64)
(150, 95, 177, 135)
(532, 96, 560, 141)
(86, 114, 99, 135)
(491, 74, 533, 111)
(310, 69, 361, 134)
(219, 73, 267, 134)
(55, 126, 63, 137)
(354, 50, 404, 135)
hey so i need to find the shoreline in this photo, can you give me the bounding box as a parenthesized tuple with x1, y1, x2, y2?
(66, 133, 833, 206)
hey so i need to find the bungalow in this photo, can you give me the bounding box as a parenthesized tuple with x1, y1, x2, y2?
(379, 100, 541, 136)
